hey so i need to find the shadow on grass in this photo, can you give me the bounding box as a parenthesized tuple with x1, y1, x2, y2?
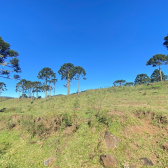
(0, 108, 6, 113)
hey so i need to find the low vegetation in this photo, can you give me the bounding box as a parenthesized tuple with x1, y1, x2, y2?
(0, 82, 168, 167)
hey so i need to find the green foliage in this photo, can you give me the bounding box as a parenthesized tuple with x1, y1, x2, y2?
(19, 93, 28, 99)
(73, 66, 86, 94)
(17, 79, 27, 98)
(113, 79, 126, 86)
(163, 33, 168, 49)
(146, 54, 168, 67)
(37, 67, 55, 82)
(58, 63, 75, 80)
(58, 63, 75, 95)
(37, 67, 55, 98)
(62, 113, 73, 127)
(50, 74, 57, 96)
(146, 54, 168, 81)
(134, 74, 150, 85)
(151, 69, 167, 82)
(0, 36, 21, 79)
(32, 81, 43, 98)
(0, 82, 7, 96)
(95, 110, 112, 127)
(124, 82, 134, 86)
(73, 66, 86, 79)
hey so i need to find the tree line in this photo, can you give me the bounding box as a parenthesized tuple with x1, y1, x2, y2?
(113, 34, 168, 86)
(0, 33, 168, 96)
(15, 65, 86, 99)
(0, 36, 86, 98)
(113, 69, 167, 87)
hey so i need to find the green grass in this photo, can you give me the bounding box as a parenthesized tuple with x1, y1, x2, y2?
(0, 81, 168, 167)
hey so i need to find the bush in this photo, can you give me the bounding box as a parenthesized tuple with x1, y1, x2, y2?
(62, 113, 73, 127)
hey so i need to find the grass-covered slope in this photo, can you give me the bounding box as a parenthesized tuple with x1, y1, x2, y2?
(0, 82, 168, 167)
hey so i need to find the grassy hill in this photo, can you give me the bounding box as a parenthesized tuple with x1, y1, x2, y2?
(0, 82, 168, 167)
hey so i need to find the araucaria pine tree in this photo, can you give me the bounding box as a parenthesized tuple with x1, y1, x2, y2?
(58, 63, 75, 95)
(73, 66, 86, 95)
(0, 36, 21, 79)
(0, 82, 7, 96)
(37, 67, 55, 99)
(146, 54, 168, 81)
(163, 33, 168, 49)
(17, 79, 27, 98)
(50, 74, 57, 96)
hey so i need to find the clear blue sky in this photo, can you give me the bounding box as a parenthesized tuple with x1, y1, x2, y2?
(1, 0, 168, 97)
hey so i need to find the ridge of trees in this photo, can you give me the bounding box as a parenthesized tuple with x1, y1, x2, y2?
(1, 32, 168, 97)
(15, 64, 87, 98)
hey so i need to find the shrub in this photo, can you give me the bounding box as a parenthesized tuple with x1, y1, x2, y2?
(62, 113, 73, 127)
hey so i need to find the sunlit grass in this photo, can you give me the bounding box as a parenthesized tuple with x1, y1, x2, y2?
(0, 81, 168, 167)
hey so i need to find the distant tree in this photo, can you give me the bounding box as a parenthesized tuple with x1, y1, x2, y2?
(25, 81, 33, 98)
(16, 83, 21, 98)
(113, 79, 126, 86)
(19, 93, 27, 99)
(0, 36, 21, 79)
(58, 63, 75, 95)
(48, 80, 53, 97)
(41, 84, 50, 99)
(73, 66, 86, 95)
(26, 81, 38, 99)
(134, 74, 150, 85)
(0, 82, 7, 96)
(48, 73, 57, 97)
(50, 74, 57, 96)
(163, 33, 168, 49)
(37, 67, 55, 99)
(17, 79, 27, 98)
(146, 54, 168, 81)
(31, 82, 36, 98)
(124, 82, 134, 86)
(33, 81, 42, 99)
(150, 69, 166, 83)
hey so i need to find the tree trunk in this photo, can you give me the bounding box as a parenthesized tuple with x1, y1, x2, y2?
(22, 89, 24, 99)
(54, 83, 55, 96)
(36, 90, 38, 99)
(159, 65, 162, 81)
(49, 82, 51, 97)
(67, 79, 70, 95)
(0, 89, 1, 97)
(45, 78, 47, 99)
(30, 88, 32, 98)
(45, 87, 47, 98)
(67, 73, 70, 95)
(18, 87, 20, 98)
(77, 79, 79, 95)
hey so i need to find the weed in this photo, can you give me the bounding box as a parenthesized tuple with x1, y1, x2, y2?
(6, 120, 15, 129)
(62, 113, 73, 127)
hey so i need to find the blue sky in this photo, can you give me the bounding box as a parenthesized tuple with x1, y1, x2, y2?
(1, 0, 168, 97)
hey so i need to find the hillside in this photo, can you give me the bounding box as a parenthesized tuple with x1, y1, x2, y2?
(0, 82, 168, 168)
(0, 96, 15, 99)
